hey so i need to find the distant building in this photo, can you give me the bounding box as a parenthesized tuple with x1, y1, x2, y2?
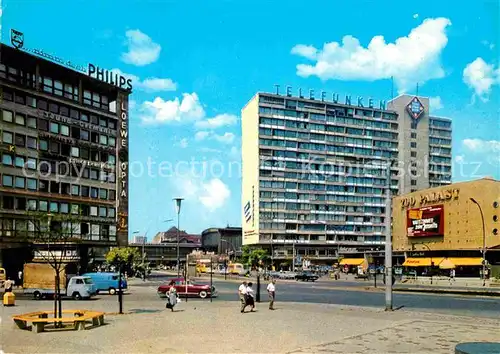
(152, 227, 201, 246)
(132, 235, 147, 244)
(201, 227, 242, 256)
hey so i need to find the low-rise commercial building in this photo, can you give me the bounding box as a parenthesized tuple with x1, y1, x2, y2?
(392, 178, 500, 275)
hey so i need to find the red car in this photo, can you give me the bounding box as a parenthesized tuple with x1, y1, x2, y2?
(157, 278, 217, 299)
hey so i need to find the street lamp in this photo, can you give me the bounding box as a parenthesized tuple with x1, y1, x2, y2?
(411, 242, 433, 284)
(470, 198, 487, 286)
(173, 198, 184, 278)
(133, 230, 148, 281)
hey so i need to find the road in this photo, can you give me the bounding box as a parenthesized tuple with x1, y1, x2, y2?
(134, 275, 500, 319)
(10, 275, 500, 319)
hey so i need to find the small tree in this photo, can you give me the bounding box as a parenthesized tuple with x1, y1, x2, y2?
(240, 246, 269, 270)
(105, 247, 140, 313)
(24, 212, 82, 323)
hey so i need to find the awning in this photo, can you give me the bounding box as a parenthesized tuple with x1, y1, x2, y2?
(339, 258, 365, 266)
(439, 259, 455, 269)
(447, 257, 483, 266)
(402, 257, 444, 267)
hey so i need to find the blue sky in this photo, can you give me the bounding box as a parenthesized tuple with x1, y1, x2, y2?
(1, 0, 499, 237)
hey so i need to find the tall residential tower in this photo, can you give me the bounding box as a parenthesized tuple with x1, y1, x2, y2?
(241, 89, 451, 265)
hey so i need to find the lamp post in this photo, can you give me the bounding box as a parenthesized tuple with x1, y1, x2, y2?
(133, 230, 148, 281)
(411, 242, 433, 284)
(173, 198, 184, 278)
(470, 198, 487, 286)
(220, 239, 236, 280)
(384, 161, 393, 311)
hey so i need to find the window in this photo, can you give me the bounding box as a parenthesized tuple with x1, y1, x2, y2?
(90, 206, 98, 216)
(80, 148, 89, 160)
(109, 190, 116, 200)
(60, 125, 70, 136)
(60, 203, 69, 214)
(59, 106, 69, 116)
(15, 156, 25, 167)
(99, 135, 108, 145)
(80, 130, 89, 141)
(2, 131, 13, 144)
(27, 200, 37, 211)
(49, 103, 59, 113)
(2, 110, 13, 122)
(27, 116, 37, 128)
(99, 207, 107, 217)
(71, 147, 79, 157)
(39, 139, 48, 151)
(15, 114, 25, 126)
(50, 122, 59, 134)
(99, 118, 107, 127)
(411, 132, 417, 139)
(81, 186, 89, 197)
(50, 202, 58, 213)
(26, 158, 37, 170)
(108, 208, 116, 218)
(410, 142, 417, 148)
(2, 154, 13, 165)
(90, 187, 98, 198)
(71, 204, 79, 214)
(90, 169, 98, 180)
(27, 178, 37, 190)
(2, 175, 13, 187)
(411, 151, 417, 158)
(71, 185, 80, 196)
(27, 96, 37, 107)
(39, 200, 48, 212)
(108, 155, 116, 165)
(411, 180, 417, 186)
(108, 137, 116, 146)
(15, 176, 25, 188)
(99, 189, 108, 199)
(108, 120, 116, 130)
(50, 141, 59, 154)
(38, 119, 49, 131)
(15, 134, 25, 147)
(81, 113, 89, 122)
(27, 136, 37, 149)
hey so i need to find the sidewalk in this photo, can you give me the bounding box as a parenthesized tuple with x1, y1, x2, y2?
(1, 300, 499, 353)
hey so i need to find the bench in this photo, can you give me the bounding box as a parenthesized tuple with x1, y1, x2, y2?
(12, 310, 105, 333)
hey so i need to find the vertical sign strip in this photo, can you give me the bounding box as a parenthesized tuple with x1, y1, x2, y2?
(116, 93, 129, 246)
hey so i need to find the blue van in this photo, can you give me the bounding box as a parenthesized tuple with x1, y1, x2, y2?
(82, 272, 127, 295)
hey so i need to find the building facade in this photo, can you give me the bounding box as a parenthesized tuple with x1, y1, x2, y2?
(241, 89, 452, 264)
(201, 227, 243, 257)
(393, 178, 500, 267)
(0, 39, 131, 277)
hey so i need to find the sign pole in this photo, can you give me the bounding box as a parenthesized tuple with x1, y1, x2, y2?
(384, 161, 393, 311)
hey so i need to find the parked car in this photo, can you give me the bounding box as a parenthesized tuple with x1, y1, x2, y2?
(279, 271, 297, 280)
(295, 271, 319, 282)
(157, 277, 217, 299)
(82, 272, 127, 295)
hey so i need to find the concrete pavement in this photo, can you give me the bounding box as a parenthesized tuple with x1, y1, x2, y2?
(1, 294, 499, 353)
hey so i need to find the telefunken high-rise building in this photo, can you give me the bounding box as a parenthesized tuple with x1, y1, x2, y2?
(241, 87, 452, 265)
(0, 31, 131, 277)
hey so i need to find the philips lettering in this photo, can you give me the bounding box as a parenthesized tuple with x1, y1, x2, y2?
(88, 64, 133, 91)
(275, 85, 386, 110)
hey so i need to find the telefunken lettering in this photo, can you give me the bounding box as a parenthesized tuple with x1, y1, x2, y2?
(274, 85, 387, 110)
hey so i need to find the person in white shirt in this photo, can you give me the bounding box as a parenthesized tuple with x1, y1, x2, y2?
(245, 282, 255, 312)
(267, 279, 276, 310)
(238, 281, 247, 313)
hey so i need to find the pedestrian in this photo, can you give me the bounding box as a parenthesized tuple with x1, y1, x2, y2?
(4, 278, 13, 293)
(245, 282, 255, 312)
(267, 278, 276, 310)
(18, 270, 23, 288)
(166, 280, 178, 312)
(238, 281, 247, 313)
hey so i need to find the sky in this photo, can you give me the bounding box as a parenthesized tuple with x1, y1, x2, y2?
(1, 0, 499, 238)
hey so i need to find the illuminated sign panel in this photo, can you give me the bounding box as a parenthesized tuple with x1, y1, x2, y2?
(406, 96, 424, 120)
(407, 205, 444, 237)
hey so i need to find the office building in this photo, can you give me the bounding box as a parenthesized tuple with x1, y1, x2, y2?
(0, 37, 131, 276)
(393, 178, 499, 275)
(201, 226, 243, 257)
(241, 89, 452, 265)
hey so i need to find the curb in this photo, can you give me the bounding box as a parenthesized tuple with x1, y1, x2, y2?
(393, 287, 500, 297)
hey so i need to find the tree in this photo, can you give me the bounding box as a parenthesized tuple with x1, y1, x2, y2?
(105, 247, 140, 314)
(24, 212, 82, 324)
(240, 246, 270, 269)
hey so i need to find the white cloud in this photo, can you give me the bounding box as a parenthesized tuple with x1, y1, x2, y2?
(481, 40, 495, 50)
(176, 177, 231, 212)
(228, 146, 240, 160)
(199, 147, 222, 153)
(213, 132, 235, 144)
(195, 114, 238, 129)
(179, 138, 188, 148)
(140, 93, 205, 124)
(121, 29, 161, 66)
(291, 17, 451, 92)
(111, 68, 177, 93)
(429, 96, 443, 111)
(195, 131, 210, 141)
(463, 57, 500, 102)
(413, 13, 419, 19)
(455, 155, 465, 163)
(463, 138, 500, 153)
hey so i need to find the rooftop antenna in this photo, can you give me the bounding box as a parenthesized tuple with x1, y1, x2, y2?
(390, 76, 394, 101)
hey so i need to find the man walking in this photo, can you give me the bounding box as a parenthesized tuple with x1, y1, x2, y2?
(267, 278, 276, 310)
(238, 281, 247, 313)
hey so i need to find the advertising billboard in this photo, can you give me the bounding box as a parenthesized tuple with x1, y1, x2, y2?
(407, 205, 444, 237)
